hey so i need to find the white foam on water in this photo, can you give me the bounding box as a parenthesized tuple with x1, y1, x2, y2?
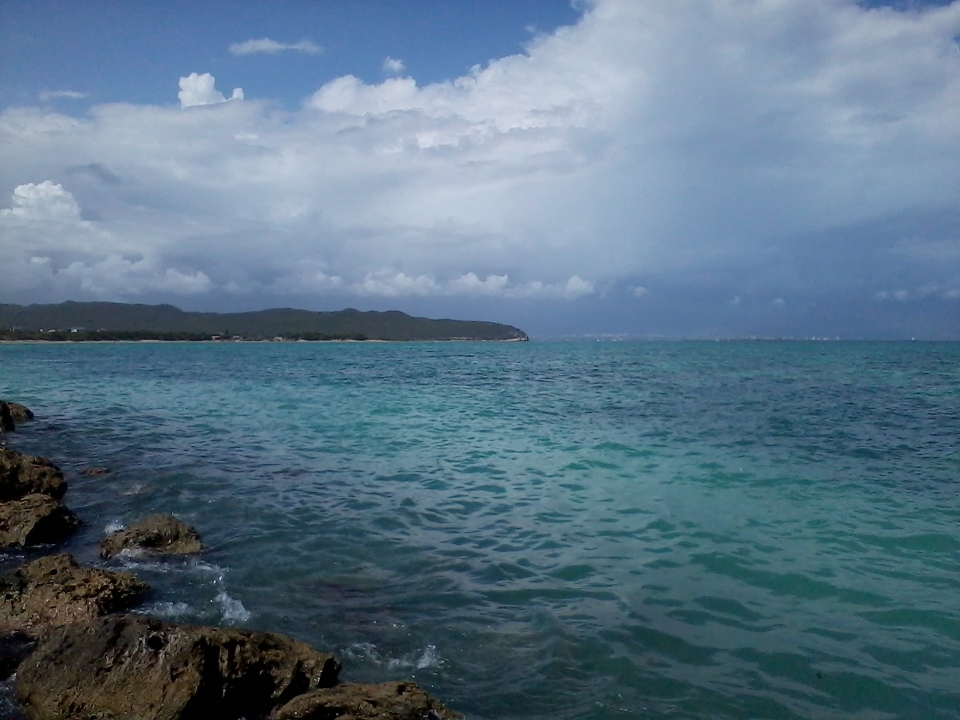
(416, 644, 440, 670)
(216, 591, 252, 622)
(343, 642, 384, 664)
(347, 642, 441, 671)
(104, 519, 125, 534)
(136, 601, 195, 619)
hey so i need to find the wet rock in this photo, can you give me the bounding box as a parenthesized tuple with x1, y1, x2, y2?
(0, 404, 14, 434)
(0, 449, 67, 502)
(0, 495, 79, 550)
(100, 514, 202, 559)
(80, 466, 111, 477)
(0, 554, 146, 632)
(5, 405, 34, 424)
(16, 614, 341, 720)
(0, 630, 37, 681)
(274, 681, 461, 720)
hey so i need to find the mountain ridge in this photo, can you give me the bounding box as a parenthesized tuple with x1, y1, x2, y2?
(0, 302, 529, 342)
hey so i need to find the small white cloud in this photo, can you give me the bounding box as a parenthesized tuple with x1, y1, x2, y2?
(632, 285, 648, 298)
(731, 296, 741, 306)
(229, 38, 321, 56)
(773, 298, 785, 306)
(355, 271, 440, 298)
(382, 57, 406, 75)
(562, 276, 595, 300)
(38, 90, 87, 101)
(178, 73, 243, 109)
(0, 181, 80, 221)
(893, 290, 910, 301)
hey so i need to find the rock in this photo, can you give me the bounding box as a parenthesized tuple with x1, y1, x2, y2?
(0, 629, 37, 681)
(5, 404, 34, 424)
(0, 554, 146, 632)
(80, 466, 111, 477)
(0, 403, 14, 434)
(0, 449, 67, 502)
(16, 614, 341, 720)
(100, 514, 202, 559)
(0, 495, 79, 550)
(274, 681, 461, 720)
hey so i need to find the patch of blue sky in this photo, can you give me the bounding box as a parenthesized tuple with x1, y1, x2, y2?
(0, 0, 582, 110)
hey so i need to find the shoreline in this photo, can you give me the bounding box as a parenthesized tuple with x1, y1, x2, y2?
(0, 401, 460, 720)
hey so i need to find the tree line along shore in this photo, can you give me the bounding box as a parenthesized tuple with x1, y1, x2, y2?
(0, 399, 459, 720)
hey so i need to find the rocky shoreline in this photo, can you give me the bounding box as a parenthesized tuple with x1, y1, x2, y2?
(0, 400, 459, 720)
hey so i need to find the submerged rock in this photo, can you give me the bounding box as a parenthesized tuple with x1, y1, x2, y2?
(0, 449, 67, 502)
(0, 495, 79, 550)
(274, 681, 461, 720)
(5, 404, 34, 424)
(0, 554, 146, 632)
(100, 514, 202, 558)
(80, 466, 111, 477)
(16, 614, 341, 720)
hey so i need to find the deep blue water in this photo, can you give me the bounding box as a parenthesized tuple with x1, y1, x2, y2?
(1, 341, 959, 719)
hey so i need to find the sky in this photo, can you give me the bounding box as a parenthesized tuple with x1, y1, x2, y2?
(1, 0, 959, 339)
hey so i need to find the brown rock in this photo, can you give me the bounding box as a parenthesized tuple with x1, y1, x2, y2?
(0, 403, 14, 434)
(0, 449, 67, 502)
(16, 614, 341, 720)
(274, 681, 461, 720)
(5, 404, 34, 423)
(100, 514, 202, 559)
(0, 495, 79, 550)
(0, 554, 146, 632)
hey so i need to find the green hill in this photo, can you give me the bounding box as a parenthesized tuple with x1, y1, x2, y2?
(0, 302, 528, 342)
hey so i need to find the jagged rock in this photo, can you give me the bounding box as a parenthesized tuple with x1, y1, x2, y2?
(0, 554, 146, 632)
(0, 403, 14, 434)
(16, 614, 341, 720)
(100, 514, 202, 559)
(0, 495, 79, 550)
(274, 681, 460, 720)
(0, 629, 37, 681)
(0, 449, 67, 502)
(80, 466, 111, 477)
(5, 404, 34, 424)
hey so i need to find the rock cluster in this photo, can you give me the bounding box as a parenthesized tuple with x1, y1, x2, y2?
(0, 445, 76, 551)
(16, 614, 342, 720)
(0, 400, 460, 720)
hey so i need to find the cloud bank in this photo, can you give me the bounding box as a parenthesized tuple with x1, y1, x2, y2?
(2, 0, 959, 335)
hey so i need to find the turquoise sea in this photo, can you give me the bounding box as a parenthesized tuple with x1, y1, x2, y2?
(1, 341, 959, 719)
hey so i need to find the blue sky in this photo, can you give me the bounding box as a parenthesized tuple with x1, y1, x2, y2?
(1, 0, 959, 338)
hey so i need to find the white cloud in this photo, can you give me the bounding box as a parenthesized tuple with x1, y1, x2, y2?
(38, 90, 87, 101)
(0, 181, 80, 220)
(382, 57, 406, 75)
(632, 285, 648, 299)
(229, 38, 321, 56)
(2, 0, 960, 325)
(178, 73, 243, 108)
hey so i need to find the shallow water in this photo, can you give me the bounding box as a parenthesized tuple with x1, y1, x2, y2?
(1, 340, 959, 719)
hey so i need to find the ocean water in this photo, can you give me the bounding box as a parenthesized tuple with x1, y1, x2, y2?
(1, 340, 959, 720)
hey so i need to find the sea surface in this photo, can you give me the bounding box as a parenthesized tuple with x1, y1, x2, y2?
(1, 340, 959, 720)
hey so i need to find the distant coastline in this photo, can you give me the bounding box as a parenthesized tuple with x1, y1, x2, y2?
(0, 301, 529, 343)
